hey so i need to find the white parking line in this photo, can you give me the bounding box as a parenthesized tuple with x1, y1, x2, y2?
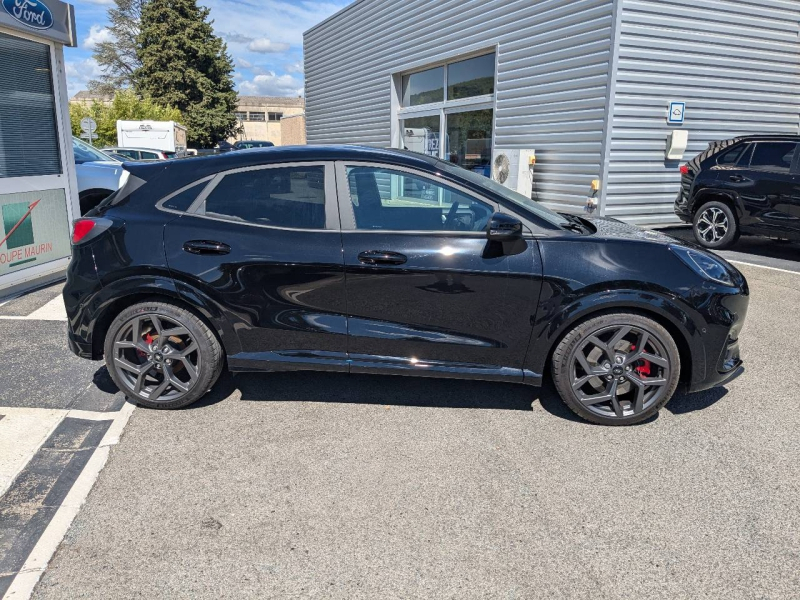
(728, 260, 800, 276)
(0, 295, 67, 321)
(1, 402, 135, 600)
(0, 409, 65, 498)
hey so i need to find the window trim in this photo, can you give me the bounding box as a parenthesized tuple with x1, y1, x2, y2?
(175, 161, 339, 232)
(155, 175, 217, 215)
(334, 160, 502, 235)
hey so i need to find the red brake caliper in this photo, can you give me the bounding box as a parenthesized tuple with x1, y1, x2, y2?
(137, 333, 155, 358)
(630, 345, 651, 377)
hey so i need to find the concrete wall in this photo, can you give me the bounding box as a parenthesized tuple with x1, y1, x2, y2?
(281, 114, 307, 146)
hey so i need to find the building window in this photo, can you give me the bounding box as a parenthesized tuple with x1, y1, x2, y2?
(397, 52, 496, 176)
(268, 112, 283, 122)
(248, 112, 266, 122)
(234, 111, 247, 121)
(0, 32, 61, 179)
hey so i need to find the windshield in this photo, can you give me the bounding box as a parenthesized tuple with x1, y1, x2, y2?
(435, 160, 569, 227)
(73, 138, 120, 164)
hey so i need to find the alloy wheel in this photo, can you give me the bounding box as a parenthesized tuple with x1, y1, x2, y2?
(696, 207, 729, 243)
(570, 325, 672, 419)
(112, 313, 200, 403)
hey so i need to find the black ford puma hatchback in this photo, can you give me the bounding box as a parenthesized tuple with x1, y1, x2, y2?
(64, 146, 748, 425)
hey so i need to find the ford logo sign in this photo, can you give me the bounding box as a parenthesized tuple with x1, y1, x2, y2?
(3, 0, 54, 30)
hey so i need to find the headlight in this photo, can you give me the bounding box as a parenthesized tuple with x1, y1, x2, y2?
(669, 245, 734, 286)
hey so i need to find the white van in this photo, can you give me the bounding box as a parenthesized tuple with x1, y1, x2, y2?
(116, 121, 188, 157)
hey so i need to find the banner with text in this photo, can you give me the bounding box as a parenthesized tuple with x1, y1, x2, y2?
(0, 188, 71, 276)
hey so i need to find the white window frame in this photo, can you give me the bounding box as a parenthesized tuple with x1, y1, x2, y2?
(392, 48, 498, 162)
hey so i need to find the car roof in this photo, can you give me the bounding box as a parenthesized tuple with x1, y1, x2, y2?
(106, 147, 167, 152)
(124, 145, 442, 184)
(718, 134, 800, 145)
(236, 140, 273, 144)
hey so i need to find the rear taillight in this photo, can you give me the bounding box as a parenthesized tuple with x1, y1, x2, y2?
(72, 219, 96, 244)
(679, 165, 690, 175)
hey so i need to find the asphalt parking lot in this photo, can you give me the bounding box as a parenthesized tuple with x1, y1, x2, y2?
(1, 233, 798, 599)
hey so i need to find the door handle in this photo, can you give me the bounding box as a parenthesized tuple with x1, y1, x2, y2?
(182, 240, 231, 255)
(357, 250, 407, 265)
(729, 175, 745, 183)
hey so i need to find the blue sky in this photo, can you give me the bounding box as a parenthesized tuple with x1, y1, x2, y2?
(65, 0, 351, 98)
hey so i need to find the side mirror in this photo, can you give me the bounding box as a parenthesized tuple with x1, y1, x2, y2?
(487, 212, 523, 241)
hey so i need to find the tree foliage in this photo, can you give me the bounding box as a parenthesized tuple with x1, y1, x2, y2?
(135, 0, 240, 148)
(89, 0, 148, 95)
(69, 90, 182, 147)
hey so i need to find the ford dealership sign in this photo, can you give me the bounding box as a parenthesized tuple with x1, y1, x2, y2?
(3, 0, 54, 30)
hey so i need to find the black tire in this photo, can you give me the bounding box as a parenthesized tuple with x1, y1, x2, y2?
(551, 313, 681, 426)
(692, 200, 739, 249)
(104, 301, 224, 409)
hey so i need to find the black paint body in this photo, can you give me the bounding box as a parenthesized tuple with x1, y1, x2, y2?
(675, 134, 800, 240)
(65, 146, 748, 394)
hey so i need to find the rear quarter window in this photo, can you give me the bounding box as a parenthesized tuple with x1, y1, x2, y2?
(716, 144, 749, 166)
(162, 180, 210, 212)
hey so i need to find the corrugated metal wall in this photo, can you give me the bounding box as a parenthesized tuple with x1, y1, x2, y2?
(605, 0, 800, 226)
(305, 0, 615, 214)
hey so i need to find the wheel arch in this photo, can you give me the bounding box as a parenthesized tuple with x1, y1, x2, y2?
(691, 189, 743, 220)
(528, 296, 699, 389)
(89, 278, 240, 360)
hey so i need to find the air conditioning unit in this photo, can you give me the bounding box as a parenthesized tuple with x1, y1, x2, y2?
(491, 148, 535, 198)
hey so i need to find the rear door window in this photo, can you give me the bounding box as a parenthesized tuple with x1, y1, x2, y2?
(748, 142, 797, 172)
(141, 151, 160, 160)
(203, 165, 328, 229)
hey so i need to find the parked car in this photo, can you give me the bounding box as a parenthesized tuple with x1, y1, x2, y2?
(103, 147, 175, 161)
(72, 137, 125, 215)
(675, 134, 800, 249)
(64, 146, 749, 425)
(233, 140, 275, 150)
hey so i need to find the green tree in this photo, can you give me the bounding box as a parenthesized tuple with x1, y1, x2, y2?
(89, 0, 149, 95)
(69, 90, 182, 147)
(135, 0, 239, 148)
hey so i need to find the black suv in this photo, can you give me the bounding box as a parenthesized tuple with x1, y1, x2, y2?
(675, 135, 800, 249)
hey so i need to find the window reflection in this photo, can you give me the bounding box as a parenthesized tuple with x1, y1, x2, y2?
(446, 109, 493, 177)
(401, 115, 440, 157)
(401, 67, 444, 106)
(447, 53, 495, 100)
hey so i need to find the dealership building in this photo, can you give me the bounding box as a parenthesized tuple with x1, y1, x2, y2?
(304, 0, 800, 227)
(0, 0, 78, 294)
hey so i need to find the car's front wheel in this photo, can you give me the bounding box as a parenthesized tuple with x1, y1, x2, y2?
(551, 313, 681, 425)
(693, 201, 739, 249)
(104, 301, 223, 409)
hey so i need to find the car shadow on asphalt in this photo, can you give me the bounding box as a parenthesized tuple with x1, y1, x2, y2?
(666, 226, 799, 263)
(110, 368, 730, 423)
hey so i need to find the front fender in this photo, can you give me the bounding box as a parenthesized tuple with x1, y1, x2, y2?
(523, 285, 706, 387)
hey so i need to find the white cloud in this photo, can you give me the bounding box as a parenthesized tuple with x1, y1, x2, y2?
(236, 57, 253, 69)
(83, 24, 114, 50)
(239, 71, 303, 97)
(65, 58, 105, 96)
(285, 61, 303, 74)
(247, 38, 290, 54)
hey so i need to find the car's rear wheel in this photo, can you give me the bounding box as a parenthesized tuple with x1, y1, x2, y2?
(104, 301, 223, 409)
(693, 200, 739, 249)
(551, 313, 681, 425)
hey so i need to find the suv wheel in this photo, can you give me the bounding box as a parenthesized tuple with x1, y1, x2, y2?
(551, 313, 681, 426)
(104, 301, 223, 409)
(693, 201, 739, 249)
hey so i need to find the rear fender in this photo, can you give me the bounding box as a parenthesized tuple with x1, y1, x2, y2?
(691, 189, 744, 220)
(84, 275, 241, 359)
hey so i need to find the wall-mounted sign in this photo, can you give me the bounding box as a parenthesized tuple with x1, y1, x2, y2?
(0, 0, 76, 46)
(0, 189, 71, 276)
(2, 0, 53, 30)
(668, 101, 686, 125)
(139, 124, 153, 131)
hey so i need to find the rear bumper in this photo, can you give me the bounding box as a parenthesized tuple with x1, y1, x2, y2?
(674, 192, 692, 223)
(67, 329, 95, 360)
